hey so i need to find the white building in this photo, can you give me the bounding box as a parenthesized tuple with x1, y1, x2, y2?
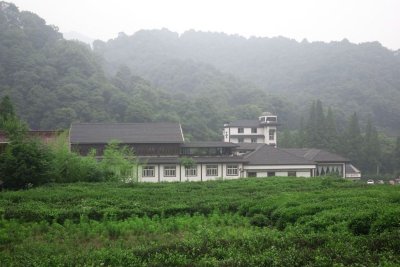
(223, 112, 278, 146)
(69, 118, 361, 182)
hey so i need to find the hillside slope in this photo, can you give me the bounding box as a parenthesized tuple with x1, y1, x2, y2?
(94, 29, 400, 133)
(1, 3, 295, 139)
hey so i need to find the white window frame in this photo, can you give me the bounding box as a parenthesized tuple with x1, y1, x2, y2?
(142, 166, 155, 177)
(269, 129, 275, 140)
(164, 165, 176, 177)
(238, 137, 244, 143)
(251, 138, 257, 143)
(251, 128, 257, 133)
(226, 165, 238, 176)
(238, 127, 244, 133)
(185, 166, 197, 177)
(288, 171, 296, 177)
(206, 165, 218, 176)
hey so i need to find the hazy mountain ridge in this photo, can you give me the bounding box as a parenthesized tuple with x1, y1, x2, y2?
(1, 2, 399, 136)
(94, 29, 400, 133)
(1, 2, 294, 140)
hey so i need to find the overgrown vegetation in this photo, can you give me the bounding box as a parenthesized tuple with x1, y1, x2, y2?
(0, 178, 399, 266)
(0, 112, 139, 189)
(1, 3, 399, 175)
(279, 100, 400, 176)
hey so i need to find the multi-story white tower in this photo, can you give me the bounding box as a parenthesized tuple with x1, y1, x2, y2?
(223, 112, 279, 147)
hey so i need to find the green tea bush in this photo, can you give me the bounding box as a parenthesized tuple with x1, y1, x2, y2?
(1, 178, 400, 266)
(348, 212, 377, 235)
(249, 214, 271, 227)
(371, 210, 400, 234)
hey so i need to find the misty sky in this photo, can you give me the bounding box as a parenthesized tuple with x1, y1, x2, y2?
(10, 0, 400, 50)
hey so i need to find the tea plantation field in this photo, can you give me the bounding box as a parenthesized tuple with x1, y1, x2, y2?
(1, 177, 400, 266)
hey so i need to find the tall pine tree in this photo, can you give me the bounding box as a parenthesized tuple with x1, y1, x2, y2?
(362, 118, 381, 174)
(314, 100, 326, 148)
(393, 136, 400, 176)
(325, 107, 339, 152)
(306, 101, 317, 147)
(343, 112, 363, 166)
(0, 96, 15, 122)
(296, 117, 306, 147)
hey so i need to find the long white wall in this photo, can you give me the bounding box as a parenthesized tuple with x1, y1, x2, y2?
(244, 164, 316, 178)
(138, 163, 243, 183)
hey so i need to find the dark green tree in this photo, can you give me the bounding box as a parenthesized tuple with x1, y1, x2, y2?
(362, 118, 381, 174)
(0, 139, 54, 189)
(343, 112, 363, 166)
(305, 101, 317, 147)
(0, 95, 15, 121)
(393, 136, 400, 176)
(325, 107, 339, 152)
(280, 128, 295, 148)
(314, 100, 326, 148)
(296, 117, 306, 147)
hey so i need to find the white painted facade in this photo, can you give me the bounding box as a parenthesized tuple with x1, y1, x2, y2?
(137, 162, 317, 182)
(223, 113, 278, 146)
(138, 163, 244, 183)
(243, 164, 316, 178)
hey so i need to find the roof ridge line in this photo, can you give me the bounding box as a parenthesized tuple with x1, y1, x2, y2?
(243, 143, 266, 158)
(275, 146, 316, 164)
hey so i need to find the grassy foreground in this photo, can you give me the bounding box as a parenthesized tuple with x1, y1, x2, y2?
(0, 177, 399, 266)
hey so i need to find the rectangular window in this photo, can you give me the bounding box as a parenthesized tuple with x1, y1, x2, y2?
(206, 165, 218, 176)
(238, 137, 244, 143)
(251, 138, 257, 143)
(269, 129, 275, 140)
(251, 128, 257, 133)
(164, 165, 176, 177)
(227, 165, 238, 176)
(267, 171, 275, 177)
(142, 166, 155, 177)
(288, 171, 296, 177)
(185, 166, 197, 177)
(248, 172, 257, 177)
(238, 128, 244, 133)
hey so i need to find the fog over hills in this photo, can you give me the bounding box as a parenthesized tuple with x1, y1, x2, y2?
(94, 29, 400, 134)
(63, 31, 94, 46)
(1, 1, 400, 137)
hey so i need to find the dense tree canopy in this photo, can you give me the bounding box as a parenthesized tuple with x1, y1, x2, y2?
(94, 29, 400, 134)
(0, 2, 399, 174)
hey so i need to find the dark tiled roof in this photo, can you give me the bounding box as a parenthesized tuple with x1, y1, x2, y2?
(137, 156, 247, 164)
(282, 148, 349, 162)
(225, 120, 260, 127)
(182, 141, 239, 148)
(70, 123, 184, 144)
(191, 156, 247, 163)
(245, 145, 316, 165)
(236, 143, 265, 150)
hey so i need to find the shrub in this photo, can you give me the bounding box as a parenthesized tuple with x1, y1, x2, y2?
(348, 212, 376, 235)
(99, 140, 138, 182)
(371, 211, 400, 234)
(0, 140, 54, 189)
(250, 214, 271, 227)
(49, 132, 105, 183)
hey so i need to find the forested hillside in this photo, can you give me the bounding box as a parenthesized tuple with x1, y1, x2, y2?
(94, 29, 400, 133)
(1, 2, 295, 140)
(1, 1, 400, 145)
